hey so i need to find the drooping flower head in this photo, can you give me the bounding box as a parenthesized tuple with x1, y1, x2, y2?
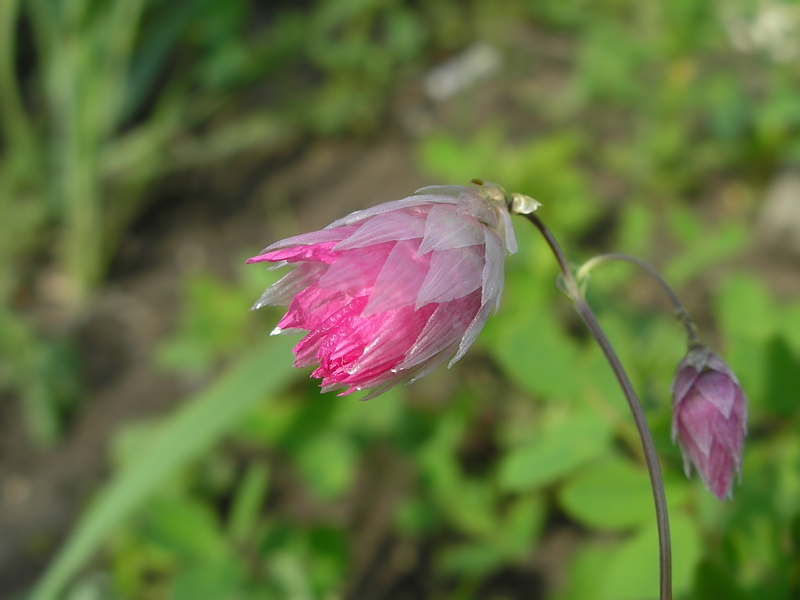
(671, 345, 747, 500)
(248, 182, 537, 399)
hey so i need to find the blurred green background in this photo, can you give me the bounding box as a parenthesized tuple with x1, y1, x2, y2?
(2, 0, 800, 598)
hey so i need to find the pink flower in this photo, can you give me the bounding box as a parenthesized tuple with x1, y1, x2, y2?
(671, 346, 747, 500)
(247, 183, 523, 399)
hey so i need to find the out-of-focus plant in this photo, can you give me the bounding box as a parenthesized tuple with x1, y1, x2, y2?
(0, 0, 460, 444)
(0, 0, 291, 442)
(23, 2, 800, 600)
(29, 334, 298, 600)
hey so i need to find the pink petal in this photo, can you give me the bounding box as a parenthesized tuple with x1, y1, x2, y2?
(357, 380, 404, 401)
(329, 311, 393, 362)
(482, 229, 505, 310)
(333, 364, 400, 392)
(321, 330, 401, 386)
(414, 185, 469, 197)
(249, 242, 339, 265)
(313, 303, 437, 391)
(449, 301, 493, 366)
(696, 371, 737, 419)
(703, 448, 735, 500)
(364, 240, 430, 316)
(255, 226, 360, 254)
(417, 206, 485, 255)
(251, 263, 328, 310)
(500, 207, 518, 254)
(677, 393, 716, 457)
(707, 353, 740, 384)
(456, 190, 498, 228)
(408, 343, 457, 383)
(356, 346, 457, 397)
(292, 296, 368, 368)
(711, 413, 745, 460)
(416, 246, 484, 307)
(276, 286, 359, 332)
(677, 440, 694, 478)
(313, 311, 395, 384)
(325, 196, 456, 228)
(317, 242, 394, 292)
(333, 210, 427, 250)
(671, 365, 700, 406)
(398, 292, 481, 371)
(349, 304, 436, 374)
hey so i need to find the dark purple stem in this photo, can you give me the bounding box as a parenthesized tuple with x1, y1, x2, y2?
(521, 213, 672, 600)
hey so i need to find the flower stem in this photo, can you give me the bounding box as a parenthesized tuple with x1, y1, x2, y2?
(576, 253, 699, 345)
(521, 214, 672, 600)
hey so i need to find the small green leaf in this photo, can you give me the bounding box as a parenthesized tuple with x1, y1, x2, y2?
(495, 495, 546, 556)
(617, 202, 654, 256)
(597, 514, 701, 599)
(691, 559, 747, 600)
(554, 543, 614, 600)
(171, 559, 244, 600)
(395, 498, 439, 535)
(716, 274, 776, 341)
(558, 457, 688, 530)
(294, 433, 357, 500)
(498, 413, 613, 492)
(307, 527, 349, 592)
(764, 336, 800, 417)
(439, 478, 498, 538)
(142, 497, 225, 560)
(491, 307, 583, 401)
(780, 303, 800, 355)
(336, 386, 403, 436)
(666, 204, 703, 245)
(665, 223, 748, 285)
(269, 553, 316, 600)
(157, 273, 267, 374)
(228, 462, 270, 543)
(723, 334, 768, 412)
(438, 542, 506, 576)
(559, 458, 652, 530)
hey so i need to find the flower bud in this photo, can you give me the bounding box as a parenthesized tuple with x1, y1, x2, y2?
(247, 183, 519, 399)
(671, 346, 747, 500)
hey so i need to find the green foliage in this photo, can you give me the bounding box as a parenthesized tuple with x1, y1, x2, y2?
(556, 516, 701, 600)
(17, 0, 800, 599)
(0, 306, 83, 442)
(30, 336, 297, 600)
(499, 412, 613, 492)
(157, 266, 277, 374)
(418, 127, 597, 234)
(559, 457, 689, 530)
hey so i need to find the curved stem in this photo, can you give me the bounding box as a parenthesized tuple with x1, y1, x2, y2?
(577, 253, 699, 345)
(522, 214, 672, 600)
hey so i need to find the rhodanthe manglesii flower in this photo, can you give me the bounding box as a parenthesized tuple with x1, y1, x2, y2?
(248, 182, 532, 399)
(671, 345, 747, 500)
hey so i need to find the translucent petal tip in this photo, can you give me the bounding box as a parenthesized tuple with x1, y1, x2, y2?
(510, 193, 541, 215)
